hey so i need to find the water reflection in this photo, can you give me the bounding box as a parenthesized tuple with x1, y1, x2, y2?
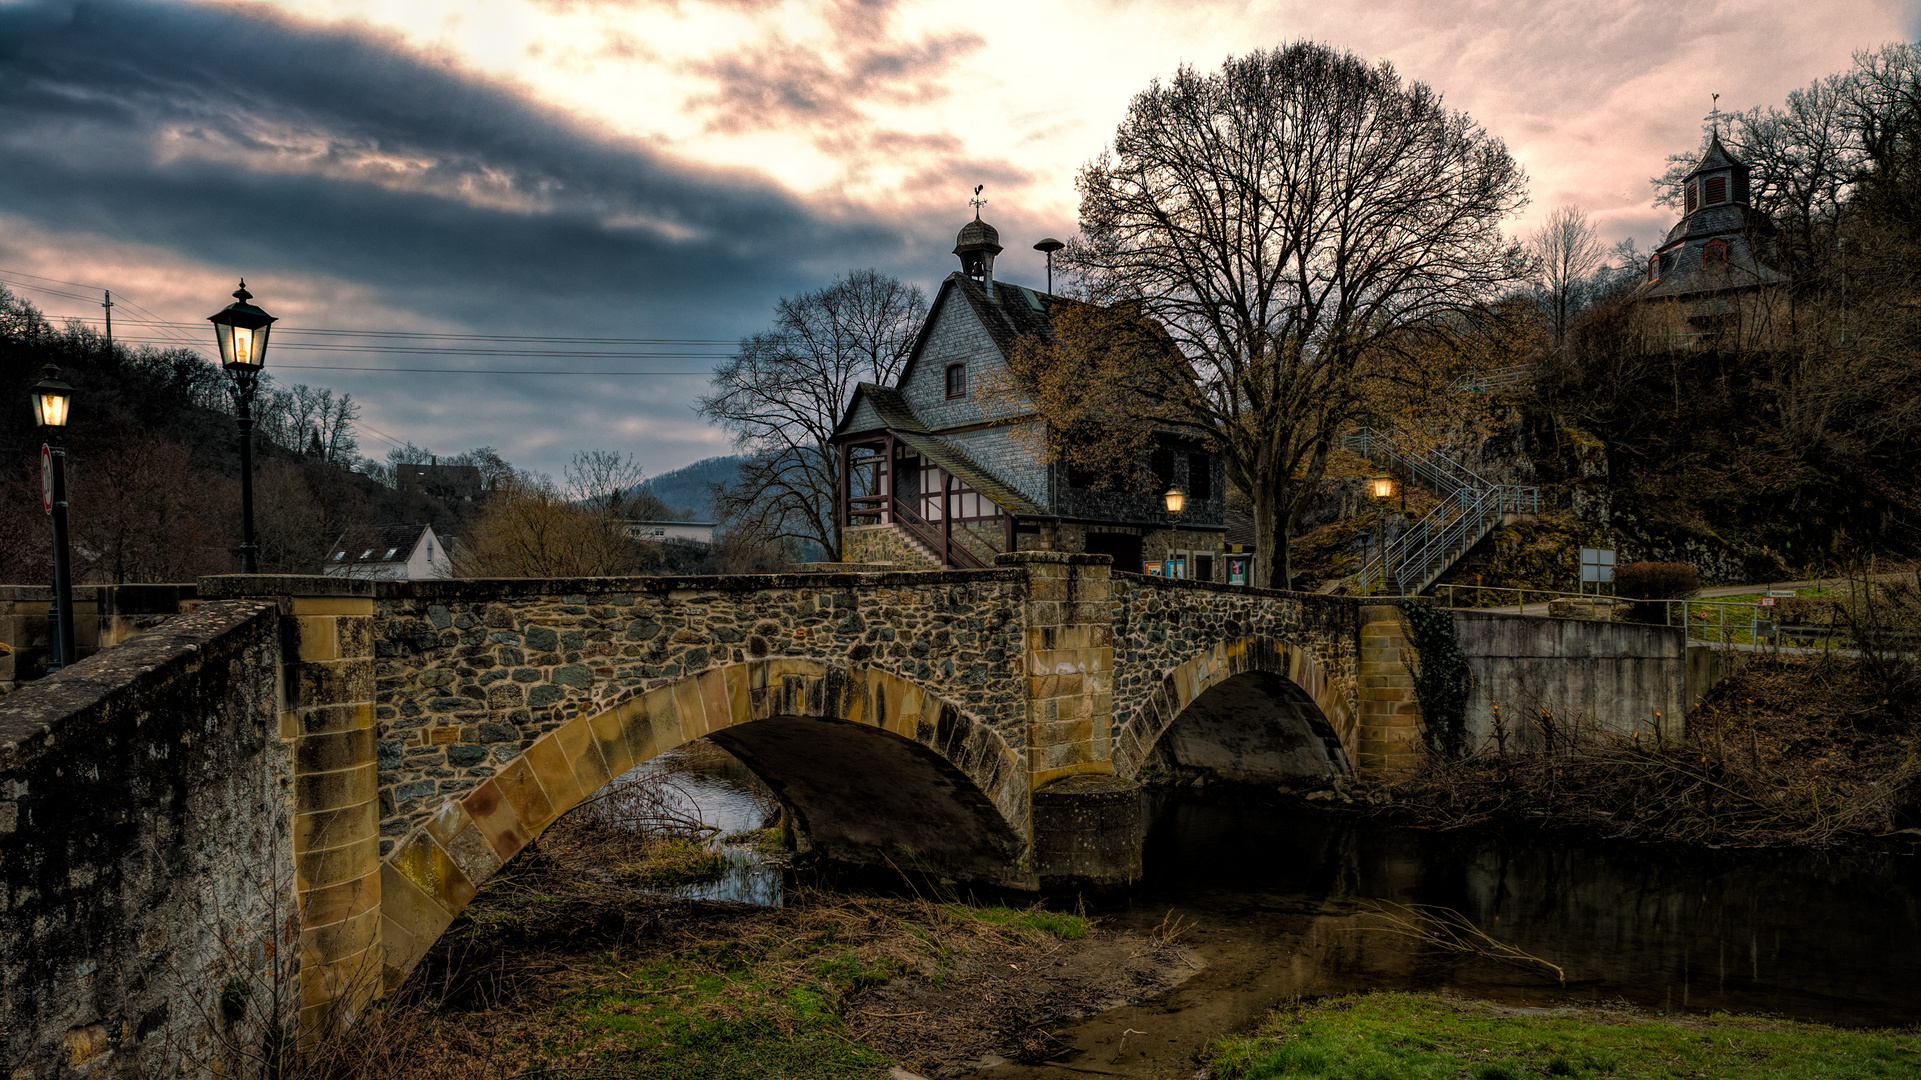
(1130, 792, 1921, 1026)
(636, 743, 786, 905)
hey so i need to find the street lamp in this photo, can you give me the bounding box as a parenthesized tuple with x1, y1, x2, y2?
(1370, 476, 1398, 595)
(1163, 485, 1186, 519)
(31, 366, 76, 671)
(207, 281, 277, 573)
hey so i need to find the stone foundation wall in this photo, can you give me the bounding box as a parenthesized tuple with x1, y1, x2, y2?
(840, 524, 939, 568)
(1451, 610, 1688, 750)
(364, 571, 1029, 849)
(0, 601, 287, 1079)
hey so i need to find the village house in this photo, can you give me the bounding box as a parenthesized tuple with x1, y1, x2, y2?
(832, 211, 1227, 578)
(322, 523, 451, 580)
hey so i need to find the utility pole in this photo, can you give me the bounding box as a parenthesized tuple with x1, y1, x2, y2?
(102, 290, 113, 348)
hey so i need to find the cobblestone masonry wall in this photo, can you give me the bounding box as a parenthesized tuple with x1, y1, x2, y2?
(0, 601, 288, 1079)
(366, 571, 1030, 850)
(841, 524, 940, 568)
(1108, 574, 1364, 772)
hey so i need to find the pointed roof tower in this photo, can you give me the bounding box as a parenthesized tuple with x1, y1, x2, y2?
(1679, 135, 1749, 217)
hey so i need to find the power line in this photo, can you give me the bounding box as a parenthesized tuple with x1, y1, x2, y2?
(272, 364, 713, 375)
(43, 313, 740, 346)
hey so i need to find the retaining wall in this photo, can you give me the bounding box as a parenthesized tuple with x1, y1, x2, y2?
(1451, 610, 1687, 751)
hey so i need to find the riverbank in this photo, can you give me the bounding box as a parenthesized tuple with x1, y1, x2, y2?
(1208, 992, 1921, 1079)
(1336, 653, 1921, 848)
(334, 821, 1200, 1080)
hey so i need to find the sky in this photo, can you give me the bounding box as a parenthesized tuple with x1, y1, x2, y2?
(2, 0, 1917, 482)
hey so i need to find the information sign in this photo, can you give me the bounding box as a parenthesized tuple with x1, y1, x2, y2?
(1579, 547, 1616, 584)
(40, 444, 52, 515)
(1145, 561, 1164, 577)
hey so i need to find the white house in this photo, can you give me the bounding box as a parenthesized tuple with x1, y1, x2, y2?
(624, 520, 717, 545)
(323, 524, 452, 580)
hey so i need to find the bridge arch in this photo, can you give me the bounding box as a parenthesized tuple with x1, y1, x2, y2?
(1113, 637, 1355, 781)
(373, 660, 1025, 989)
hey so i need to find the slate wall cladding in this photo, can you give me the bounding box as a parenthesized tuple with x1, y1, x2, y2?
(899, 296, 1007, 428)
(0, 601, 287, 1079)
(366, 571, 1030, 849)
(944, 424, 1051, 507)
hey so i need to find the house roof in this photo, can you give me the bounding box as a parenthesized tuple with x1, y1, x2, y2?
(891, 431, 1048, 516)
(326, 523, 431, 566)
(893, 272, 1089, 399)
(1225, 510, 1257, 549)
(841, 383, 927, 436)
(1687, 135, 1743, 179)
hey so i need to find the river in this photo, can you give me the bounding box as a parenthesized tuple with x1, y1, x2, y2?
(646, 747, 1921, 1077)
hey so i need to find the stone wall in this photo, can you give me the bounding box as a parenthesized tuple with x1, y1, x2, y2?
(0, 585, 197, 687)
(840, 524, 939, 568)
(1451, 610, 1687, 751)
(1108, 574, 1362, 764)
(362, 571, 1030, 850)
(0, 600, 287, 1079)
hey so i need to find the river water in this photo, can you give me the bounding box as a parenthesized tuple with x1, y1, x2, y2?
(648, 748, 1921, 1074)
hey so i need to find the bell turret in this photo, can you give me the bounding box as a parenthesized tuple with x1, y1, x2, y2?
(954, 185, 1003, 296)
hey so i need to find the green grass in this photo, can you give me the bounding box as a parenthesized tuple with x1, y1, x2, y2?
(721, 826, 788, 856)
(939, 903, 1090, 940)
(616, 838, 729, 887)
(1211, 992, 1920, 1080)
(528, 963, 889, 1080)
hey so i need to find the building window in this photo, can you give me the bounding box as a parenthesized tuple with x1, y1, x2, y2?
(1151, 447, 1175, 490)
(1648, 254, 1661, 281)
(1686, 183, 1698, 212)
(332, 551, 344, 561)
(945, 363, 967, 399)
(1705, 175, 1727, 204)
(384, 548, 398, 559)
(1195, 554, 1215, 582)
(359, 549, 373, 560)
(1702, 238, 1730, 267)
(1187, 453, 1213, 502)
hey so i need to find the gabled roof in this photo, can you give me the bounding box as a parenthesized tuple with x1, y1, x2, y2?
(835, 382, 926, 438)
(326, 523, 431, 566)
(892, 431, 1047, 516)
(893, 272, 1088, 397)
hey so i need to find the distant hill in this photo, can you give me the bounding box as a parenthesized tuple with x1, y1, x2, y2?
(636, 454, 747, 521)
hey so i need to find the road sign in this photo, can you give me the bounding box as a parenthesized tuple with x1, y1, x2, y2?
(40, 444, 52, 515)
(1579, 547, 1616, 584)
(1759, 596, 1776, 607)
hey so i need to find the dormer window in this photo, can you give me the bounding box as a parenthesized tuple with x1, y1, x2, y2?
(1702, 239, 1730, 268)
(359, 549, 373, 560)
(1648, 254, 1661, 281)
(384, 548, 398, 559)
(1705, 175, 1727, 204)
(945, 362, 967, 399)
(1686, 183, 1699, 212)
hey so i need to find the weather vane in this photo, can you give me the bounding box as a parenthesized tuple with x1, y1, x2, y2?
(969, 184, 987, 220)
(1706, 93, 1725, 137)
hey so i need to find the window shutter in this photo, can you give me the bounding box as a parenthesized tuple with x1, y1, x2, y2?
(1705, 175, 1727, 204)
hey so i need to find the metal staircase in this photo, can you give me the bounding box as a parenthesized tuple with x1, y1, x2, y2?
(1341, 428, 1539, 596)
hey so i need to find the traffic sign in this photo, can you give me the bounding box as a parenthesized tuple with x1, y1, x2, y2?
(40, 444, 52, 515)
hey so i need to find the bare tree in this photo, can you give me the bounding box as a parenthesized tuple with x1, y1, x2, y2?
(565, 449, 649, 520)
(1059, 43, 1529, 587)
(455, 473, 656, 578)
(1529, 206, 1606, 348)
(699, 269, 926, 560)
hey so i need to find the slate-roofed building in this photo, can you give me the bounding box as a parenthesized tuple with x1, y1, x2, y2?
(831, 210, 1226, 577)
(322, 523, 451, 580)
(1633, 135, 1787, 348)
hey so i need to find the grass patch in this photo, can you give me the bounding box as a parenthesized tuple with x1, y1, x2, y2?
(721, 825, 788, 856)
(615, 837, 729, 887)
(939, 903, 1090, 940)
(1211, 992, 1920, 1080)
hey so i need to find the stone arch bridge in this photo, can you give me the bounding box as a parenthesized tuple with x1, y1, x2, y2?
(2, 553, 1437, 1073)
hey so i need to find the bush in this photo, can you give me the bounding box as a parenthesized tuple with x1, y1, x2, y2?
(1613, 561, 1701, 599)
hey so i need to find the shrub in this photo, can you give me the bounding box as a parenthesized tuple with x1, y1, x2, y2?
(1613, 561, 1701, 599)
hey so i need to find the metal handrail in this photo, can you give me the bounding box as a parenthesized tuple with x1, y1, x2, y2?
(1342, 428, 1539, 596)
(1449, 365, 1532, 393)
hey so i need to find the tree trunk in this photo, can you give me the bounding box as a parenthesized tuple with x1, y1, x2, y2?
(1250, 481, 1283, 590)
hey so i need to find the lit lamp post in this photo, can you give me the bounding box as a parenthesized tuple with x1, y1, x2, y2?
(1369, 476, 1398, 595)
(31, 366, 76, 671)
(207, 281, 277, 573)
(1161, 485, 1186, 578)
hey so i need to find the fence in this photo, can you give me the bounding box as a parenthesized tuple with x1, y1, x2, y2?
(1434, 583, 1863, 650)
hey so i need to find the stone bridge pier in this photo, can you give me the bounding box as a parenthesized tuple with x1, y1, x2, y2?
(4, 555, 1427, 1071)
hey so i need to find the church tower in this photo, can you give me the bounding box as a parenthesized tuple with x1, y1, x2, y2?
(1637, 135, 1784, 346)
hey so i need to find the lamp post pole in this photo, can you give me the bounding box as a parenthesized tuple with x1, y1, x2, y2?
(31, 366, 76, 671)
(231, 368, 260, 573)
(207, 281, 277, 574)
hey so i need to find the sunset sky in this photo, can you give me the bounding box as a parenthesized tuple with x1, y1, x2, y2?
(2, 0, 1916, 482)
